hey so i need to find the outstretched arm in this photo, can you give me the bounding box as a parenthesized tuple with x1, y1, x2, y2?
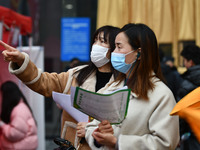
(1, 40, 25, 66)
(0, 40, 70, 97)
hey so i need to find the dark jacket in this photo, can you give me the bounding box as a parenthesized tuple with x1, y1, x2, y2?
(161, 63, 182, 99)
(177, 65, 200, 101)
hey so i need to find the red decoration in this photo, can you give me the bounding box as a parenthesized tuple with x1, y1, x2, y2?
(0, 6, 32, 35)
(0, 6, 32, 50)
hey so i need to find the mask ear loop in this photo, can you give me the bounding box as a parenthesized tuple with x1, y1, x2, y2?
(124, 51, 140, 85)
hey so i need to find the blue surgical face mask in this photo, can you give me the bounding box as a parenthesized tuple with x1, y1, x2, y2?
(111, 51, 136, 74)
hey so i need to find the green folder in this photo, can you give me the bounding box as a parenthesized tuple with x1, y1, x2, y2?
(72, 86, 131, 124)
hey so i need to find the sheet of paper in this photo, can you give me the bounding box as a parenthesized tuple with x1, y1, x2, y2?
(52, 91, 88, 122)
(71, 86, 131, 124)
(70, 86, 76, 104)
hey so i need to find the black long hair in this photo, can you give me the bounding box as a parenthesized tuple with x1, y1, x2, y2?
(0, 81, 35, 124)
(76, 25, 120, 86)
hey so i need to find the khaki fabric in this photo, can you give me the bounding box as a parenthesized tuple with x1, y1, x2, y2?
(97, 0, 200, 66)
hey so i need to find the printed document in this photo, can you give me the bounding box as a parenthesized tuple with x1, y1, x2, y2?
(52, 91, 88, 122)
(71, 86, 131, 124)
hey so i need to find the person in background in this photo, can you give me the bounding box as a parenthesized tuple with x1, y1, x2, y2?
(64, 58, 81, 72)
(85, 23, 179, 150)
(163, 56, 178, 72)
(159, 48, 182, 100)
(0, 81, 38, 150)
(176, 44, 200, 150)
(1, 25, 120, 149)
(177, 44, 200, 101)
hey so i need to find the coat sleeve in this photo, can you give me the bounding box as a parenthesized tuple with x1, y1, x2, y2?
(8, 52, 71, 97)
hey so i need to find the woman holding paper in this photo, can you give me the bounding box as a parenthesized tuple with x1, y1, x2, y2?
(0, 25, 120, 149)
(85, 23, 180, 150)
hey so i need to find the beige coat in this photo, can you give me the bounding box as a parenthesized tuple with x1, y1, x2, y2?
(8, 52, 115, 150)
(85, 77, 180, 150)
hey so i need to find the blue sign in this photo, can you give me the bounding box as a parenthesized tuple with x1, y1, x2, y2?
(61, 17, 90, 62)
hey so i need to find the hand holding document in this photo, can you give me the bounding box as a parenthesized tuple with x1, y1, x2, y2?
(52, 91, 88, 122)
(71, 86, 131, 124)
